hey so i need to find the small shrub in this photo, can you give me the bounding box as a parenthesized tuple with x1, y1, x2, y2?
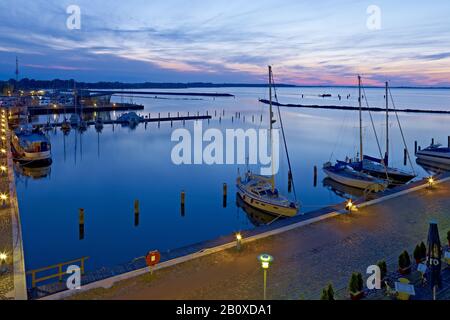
(377, 260, 387, 279)
(399, 250, 411, 270)
(320, 284, 335, 301)
(349, 273, 363, 294)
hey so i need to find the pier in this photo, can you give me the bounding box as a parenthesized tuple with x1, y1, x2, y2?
(87, 90, 235, 98)
(38, 174, 450, 300)
(259, 99, 450, 115)
(28, 103, 144, 116)
(0, 109, 26, 300)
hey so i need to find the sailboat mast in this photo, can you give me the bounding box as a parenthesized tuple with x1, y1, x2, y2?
(358, 75, 363, 162)
(385, 81, 389, 165)
(268, 65, 275, 191)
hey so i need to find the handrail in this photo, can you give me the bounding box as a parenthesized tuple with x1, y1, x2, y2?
(26, 256, 89, 288)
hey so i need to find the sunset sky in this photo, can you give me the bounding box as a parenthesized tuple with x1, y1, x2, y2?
(1, 0, 450, 86)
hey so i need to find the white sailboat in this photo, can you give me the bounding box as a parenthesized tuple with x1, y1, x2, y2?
(236, 66, 299, 217)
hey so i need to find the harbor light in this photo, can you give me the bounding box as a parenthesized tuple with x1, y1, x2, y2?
(345, 199, 356, 212)
(0, 252, 7, 273)
(258, 254, 274, 300)
(0, 193, 8, 206)
(1, 148, 6, 154)
(428, 176, 435, 189)
(0, 165, 6, 174)
(236, 233, 243, 251)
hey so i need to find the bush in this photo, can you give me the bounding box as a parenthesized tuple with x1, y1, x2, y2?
(320, 284, 335, 301)
(377, 260, 387, 279)
(399, 251, 411, 270)
(447, 230, 450, 242)
(413, 245, 421, 262)
(349, 273, 363, 294)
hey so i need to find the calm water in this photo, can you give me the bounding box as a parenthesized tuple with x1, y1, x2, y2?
(16, 87, 450, 275)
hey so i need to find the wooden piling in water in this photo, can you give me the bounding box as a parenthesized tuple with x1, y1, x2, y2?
(404, 149, 408, 166)
(432, 138, 434, 145)
(134, 200, 139, 227)
(288, 171, 293, 193)
(414, 141, 418, 155)
(313, 166, 318, 187)
(223, 183, 227, 208)
(79, 208, 85, 240)
(448, 136, 450, 148)
(181, 191, 185, 216)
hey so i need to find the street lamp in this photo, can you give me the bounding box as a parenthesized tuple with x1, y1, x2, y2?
(258, 254, 274, 300)
(0, 165, 6, 175)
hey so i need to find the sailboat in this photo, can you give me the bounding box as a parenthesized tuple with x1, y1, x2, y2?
(323, 75, 388, 192)
(236, 66, 299, 217)
(350, 82, 416, 185)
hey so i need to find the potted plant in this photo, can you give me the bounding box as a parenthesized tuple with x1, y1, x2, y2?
(377, 260, 387, 285)
(321, 284, 335, 301)
(398, 250, 412, 275)
(420, 242, 427, 261)
(447, 230, 450, 247)
(413, 243, 426, 264)
(348, 273, 364, 300)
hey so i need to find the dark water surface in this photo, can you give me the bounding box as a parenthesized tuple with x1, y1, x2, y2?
(16, 87, 450, 275)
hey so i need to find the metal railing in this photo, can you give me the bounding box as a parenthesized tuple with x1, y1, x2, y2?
(27, 256, 89, 288)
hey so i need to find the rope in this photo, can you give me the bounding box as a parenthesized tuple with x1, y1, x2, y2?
(388, 87, 417, 176)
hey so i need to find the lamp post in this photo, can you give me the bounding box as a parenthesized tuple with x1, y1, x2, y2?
(258, 254, 274, 300)
(0, 252, 7, 274)
(428, 176, 435, 189)
(236, 233, 242, 251)
(0, 193, 8, 207)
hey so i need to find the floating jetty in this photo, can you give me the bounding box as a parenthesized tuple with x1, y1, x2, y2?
(259, 99, 450, 114)
(88, 90, 235, 98)
(28, 103, 144, 116)
(36, 114, 212, 128)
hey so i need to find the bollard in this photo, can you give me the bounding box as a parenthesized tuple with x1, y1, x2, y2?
(181, 191, 186, 217)
(288, 171, 293, 193)
(313, 166, 318, 187)
(79, 208, 85, 240)
(223, 183, 228, 208)
(134, 200, 139, 227)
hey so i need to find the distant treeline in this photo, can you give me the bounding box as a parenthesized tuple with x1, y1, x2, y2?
(0, 78, 298, 90)
(1, 78, 449, 90)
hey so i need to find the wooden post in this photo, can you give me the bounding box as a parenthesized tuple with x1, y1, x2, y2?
(288, 171, 293, 193)
(432, 138, 434, 146)
(414, 141, 418, 155)
(448, 136, 450, 148)
(223, 183, 227, 208)
(181, 191, 185, 217)
(314, 166, 318, 187)
(134, 200, 139, 227)
(79, 208, 84, 240)
(404, 148, 407, 166)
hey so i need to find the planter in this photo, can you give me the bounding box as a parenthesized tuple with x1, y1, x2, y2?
(350, 291, 365, 301)
(415, 258, 426, 265)
(399, 266, 411, 275)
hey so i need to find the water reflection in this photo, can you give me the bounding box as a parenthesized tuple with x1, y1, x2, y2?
(323, 177, 367, 200)
(14, 162, 51, 180)
(236, 193, 280, 227)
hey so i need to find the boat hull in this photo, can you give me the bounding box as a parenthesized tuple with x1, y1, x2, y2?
(236, 185, 298, 218)
(323, 167, 386, 192)
(416, 151, 450, 165)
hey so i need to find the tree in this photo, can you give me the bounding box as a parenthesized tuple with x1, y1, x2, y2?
(321, 284, 335, 301)
(377, 260, 387, 280)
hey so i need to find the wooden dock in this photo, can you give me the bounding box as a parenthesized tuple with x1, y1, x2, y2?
(28, 103, 144, 116)
(35, 114, 212, 128)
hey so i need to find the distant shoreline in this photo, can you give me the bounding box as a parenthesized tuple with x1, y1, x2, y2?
(1, 79, 449, 90)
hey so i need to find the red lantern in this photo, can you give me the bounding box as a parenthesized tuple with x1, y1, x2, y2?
(146, 251, 161, 267)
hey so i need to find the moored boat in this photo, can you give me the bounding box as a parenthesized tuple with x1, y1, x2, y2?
(236, 66, 299, 218)
(323, 161, 387, 192)
(11, 126, 52, 166)
(416, 144, 450, 165)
